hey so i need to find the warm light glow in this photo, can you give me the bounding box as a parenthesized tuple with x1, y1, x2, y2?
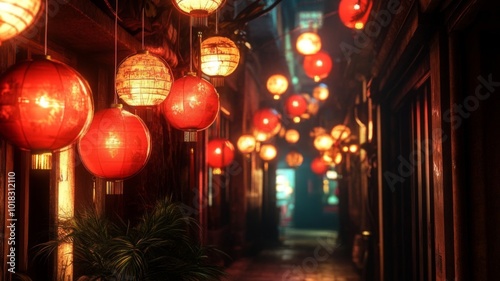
(293, 116, 301, 123)
(116, 50, 173, 107)
(172, 0, 224, 16)
(303, 51, 333, 82)
(354, 3, 360, 9)
(259, 143, 277, 161)
(311, 156, 329, 175)
(253, 108, 282, 137)
(349, 144, 359, 153)
(314, 133, 334, 151)
(313, 83, 329, 101)
(331, 125, 351, 142)
(285, 129, 300, 144)
(253, 129, 272, 142)
(0, 0, 42, 42)
(296, 32, 322, 55)
(326, 170, 339, 180)
(266, 74, 289, 98)
(285, 94, 308, 117)
(207, 138, 235, 168)
(31, 152, 52, 170)
(338, 0, 373, 30)
(354, 22, 364, 29)
(237, 134, 256, 153)
(285, 151, 303, 168)
(200, 36, 240, 78)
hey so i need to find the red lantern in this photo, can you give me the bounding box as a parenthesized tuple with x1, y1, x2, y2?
(285, 94, 308, 117)
(303, 51, 333, 82)
(207, 138, 235, 168)
(311, 156, 329, 175)
(0, 55, 93, 152)
(252, 108, 281, 136)
(161, 74, 220, 131)
(78, 104, 151, 180)
(338, 0, 373, 30)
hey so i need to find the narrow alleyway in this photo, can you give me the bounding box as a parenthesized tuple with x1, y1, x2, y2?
(225, 228, 361, 281)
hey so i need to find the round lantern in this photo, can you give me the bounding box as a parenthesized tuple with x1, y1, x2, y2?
(285, 94, 308, 117)
(303, 50, 333, 82)
(259, 143, 277, 161)
(78, 104, 151, 180)
(305, 95, 320, 116)
(286, 151, 303, 168)
(266, 74, 288, 100)
(313, 83, 329, 101)
(0, 0, 42, 43)
(284, 129, 300, 144)
(331, 124, 351, 142)
(172, 0, 224, 25)
(207, 138, 235, 168)
(237, 134, 256, 154)
(161, 73, 220, 131)
(253, 129, 272, 142)
(296, 32, 322, 55)
(323, 146, 343, 165)
(314, 133, 334, 152)
(200, 36, 240, 86)
(252, 108, 281, 136)
(311, 156, 329, 175)
(339, 0, 373, 30)
(116, 50, 174, 107)
(0, 55, 94, 152)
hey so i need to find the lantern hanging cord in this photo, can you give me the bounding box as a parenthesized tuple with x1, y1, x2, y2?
(44, 0, 48, 55)
(142, 7, 145, 49)
(113, 0, 118, 104)
(215, 9, 218, 34)
(189, 16, 193, 73)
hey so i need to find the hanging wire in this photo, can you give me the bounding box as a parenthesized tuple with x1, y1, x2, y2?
(44, 0, 48, 55)
(113, 0, 118, 104)
(215, 9, 218, 34)
(189, 16, 193, 73)
(141, 7, 145, 50)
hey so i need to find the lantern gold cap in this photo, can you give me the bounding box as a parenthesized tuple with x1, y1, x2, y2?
(111, 103, 123, 109)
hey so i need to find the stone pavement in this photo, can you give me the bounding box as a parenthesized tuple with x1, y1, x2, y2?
(225, 228, 361, 281)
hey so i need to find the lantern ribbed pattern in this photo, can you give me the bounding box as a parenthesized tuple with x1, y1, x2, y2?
(311, 156, 329, 175)
(207, 138, 235, 168)
(303, 51, 333, 82)
(161, 74, 220, 131)
(0, 0, 42, 42)
(116, 50, 174, 107)
(172, 0, 224, 23)
(339, 0, 373, 30)
(266, 74, 288, 99)
(237, 134, 256, 154)
(296, 32, 322, 55)
(253, 108, 282, 136)
(286, 151, 303, 168)
(78, 105, 151, 180)
(285, 94, 308, 117)
(200, 36, 240, 83)
(0, 55, 94, 152)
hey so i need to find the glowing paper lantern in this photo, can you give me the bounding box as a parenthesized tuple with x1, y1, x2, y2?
(311, 156, 329, 175)
(207, 138, 235, 168)
(313, 83, 329, 101)
(161, 74, 220, 131)
(286, 151, 303, 168)
(172, 0, 224, 25)
(237, 134, 256, 154)
(339, 0, 373, 30)
(313, 133, 334, 152)
(266, 74, 289, 100)
(259, 143, 277, 161)
(296, 32, 322, 55)
(200, 36, 240, 86)
(252, 108, 281, 136)
(285, 94, 308, 117)
(0, 55, 94, 152)
(285, 129, 300, 144)
(0, 0, 42, 43)
(331, 124, 351, 142)
(116, 50, 174, 107)
(303, 51, 332, 82)
(78, 104, 151, 180)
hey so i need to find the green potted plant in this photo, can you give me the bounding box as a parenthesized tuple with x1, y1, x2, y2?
(36, 197, 226, 281)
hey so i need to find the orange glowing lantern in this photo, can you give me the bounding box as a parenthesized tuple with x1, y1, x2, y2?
(200, 36, 240, 86)
(285, 129, 300, 144)
(296, 31, 322, 55)
(237, 134, 256, 154)
(286, 151, 304, 168)
(0, 0, 42, 43)
(161, 74, 220, 131)
(331, 124, 351, 142)
(338, 0, 373, 30)
(259, 143, 277, 161)
(313, 133, 334, 152)
(266, 74, 289, 100)
(285, 94, 308, 117)
(207, 138, 235, 168)
(116, 50, 174, 107)
(311, 156, 329, 175)
(312, 83, 329, 101)
(253, 108, 281, 136)
(303, 50, 333, 82)
(0, 55, 94, 152)
(78, 104, 151, 180)
(172, 0, 224, 26)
